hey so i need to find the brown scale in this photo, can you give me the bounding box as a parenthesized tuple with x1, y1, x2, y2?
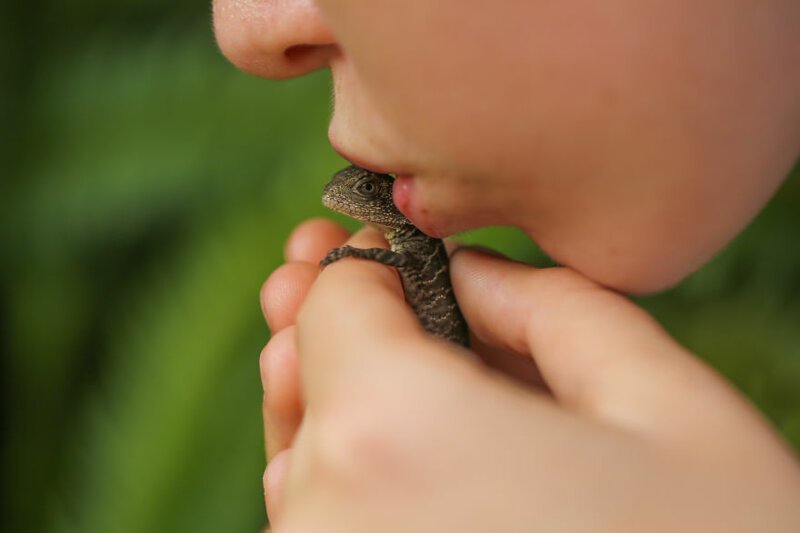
(320, 165, 470, 347)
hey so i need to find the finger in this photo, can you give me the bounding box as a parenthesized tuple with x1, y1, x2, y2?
(264, 448, 291, 526)
(445, 245, 545, 388)
(285, 218, 351, 264)
(450, 248, 755, 439)
(261, 219, 350, 331)
(261, 262, 319, 333)
(295, 227, 470, 405)
(261, 327, 303, 460)
(470, 334, 549, 393)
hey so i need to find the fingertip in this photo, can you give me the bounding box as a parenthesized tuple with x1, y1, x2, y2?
(261, 262, 320, 333)
(264, 449, 291, 525)
(450, 248, 595, 357)
(263, 328, 303, 415)
(260, 327, 299, 400)
(262, 327, 304, 462)
(285, 218, 351, 263)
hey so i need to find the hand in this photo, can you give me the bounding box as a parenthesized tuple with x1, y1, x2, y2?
(259, 218, 800, 532)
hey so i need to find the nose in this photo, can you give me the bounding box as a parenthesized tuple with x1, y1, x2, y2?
(213, 0, 337, 80)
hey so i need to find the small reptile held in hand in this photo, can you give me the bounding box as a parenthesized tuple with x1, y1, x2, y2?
(320, 165, 470, 347)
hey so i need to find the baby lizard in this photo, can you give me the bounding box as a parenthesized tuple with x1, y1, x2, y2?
(320, 165, 470, 347)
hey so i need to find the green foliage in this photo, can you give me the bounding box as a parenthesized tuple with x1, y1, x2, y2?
(2, 5, 340, 531)
(639, 171, 800, 445)
(2, 3, 798, 533)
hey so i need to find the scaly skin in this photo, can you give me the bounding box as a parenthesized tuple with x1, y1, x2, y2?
(320, 165, 470, 347)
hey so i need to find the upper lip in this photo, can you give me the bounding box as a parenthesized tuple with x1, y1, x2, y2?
(329, 139, 408, 176)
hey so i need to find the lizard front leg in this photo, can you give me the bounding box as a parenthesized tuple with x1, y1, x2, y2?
(320, 245, 414, 269)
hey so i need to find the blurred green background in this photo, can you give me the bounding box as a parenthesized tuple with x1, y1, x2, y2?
(1, 2, 798, 532)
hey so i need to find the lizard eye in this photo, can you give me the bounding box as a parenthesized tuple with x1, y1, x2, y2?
(357, 180, 377, 195)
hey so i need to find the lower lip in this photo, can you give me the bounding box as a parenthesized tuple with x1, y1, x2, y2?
(392, 174, 444, 237)
(393, 174, 414, 218)
(394, 175, 459, 237)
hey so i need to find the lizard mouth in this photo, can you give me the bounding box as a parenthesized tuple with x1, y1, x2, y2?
(321, 191, 367, 223)
(321, 194, 341, 212)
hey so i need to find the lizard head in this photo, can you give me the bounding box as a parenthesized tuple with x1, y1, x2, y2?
(322, 165, 412, 230)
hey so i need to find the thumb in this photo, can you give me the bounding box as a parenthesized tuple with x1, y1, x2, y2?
(296, 227, 470, 407)
(449, 248, 768, 444)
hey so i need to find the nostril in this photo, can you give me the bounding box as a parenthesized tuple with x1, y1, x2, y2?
(282, 43, 337, 75)
(285, 44, 318, 63)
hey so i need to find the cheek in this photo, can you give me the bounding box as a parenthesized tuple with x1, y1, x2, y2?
(320, 1, 800, 292)
(318, 1, 648, 176)
(320, 0, 799, 178)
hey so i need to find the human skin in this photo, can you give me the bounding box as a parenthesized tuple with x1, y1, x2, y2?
(257, 221, 800, 531)
(212, 0, 800, 530)
(216, 0, 800, 293)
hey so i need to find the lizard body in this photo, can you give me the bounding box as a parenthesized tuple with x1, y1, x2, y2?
(320, 165, 470, 347)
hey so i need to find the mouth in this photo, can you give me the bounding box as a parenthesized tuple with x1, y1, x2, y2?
(328, 138, 434, 231)
(321, 194, 347, 214)
(328, 140, 410, 177)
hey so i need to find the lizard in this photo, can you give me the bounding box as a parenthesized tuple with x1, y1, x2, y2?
(320, 165, 470, 348)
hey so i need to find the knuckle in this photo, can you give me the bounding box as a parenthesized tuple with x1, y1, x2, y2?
(311, 401, 411, 490)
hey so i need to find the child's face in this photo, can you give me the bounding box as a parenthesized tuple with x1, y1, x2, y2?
(214, 0, 800, 292)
